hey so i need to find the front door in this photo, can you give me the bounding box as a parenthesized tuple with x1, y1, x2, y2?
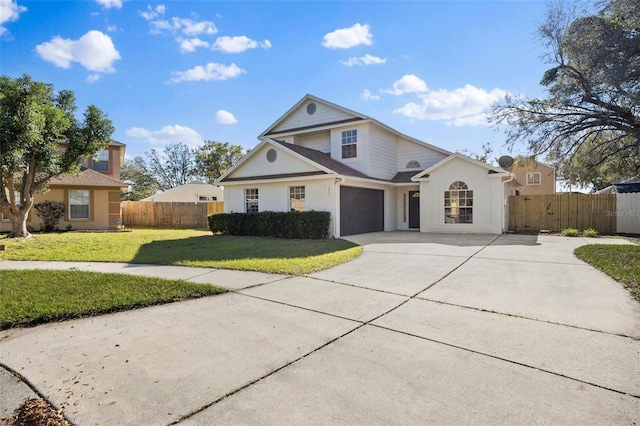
(409, 191, 420, 229)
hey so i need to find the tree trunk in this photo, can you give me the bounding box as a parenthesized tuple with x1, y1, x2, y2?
(7, 209, 32, 239)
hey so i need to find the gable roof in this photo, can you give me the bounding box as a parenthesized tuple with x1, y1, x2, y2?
(259, 94, 452, 157)
(413, 153, 510, 180)
(217, 138, 371, 184)
(50, 168, 127, 188)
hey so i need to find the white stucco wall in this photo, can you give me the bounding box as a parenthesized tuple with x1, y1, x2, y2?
(419, 157, 505, 234)
(223, 177, 338, 235)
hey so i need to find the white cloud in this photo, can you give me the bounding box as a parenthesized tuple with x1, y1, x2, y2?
(96, 0, 122, 9)
(107, 25, 118, 32)
(341, 54, 386, 67)
(35, 30, 121, 72)
(361, 89, 380, 101)
(322, 23, 372, 49)
(393, 84, 509, 126)
(140, 4, 164, 21)
(149, 16, 217, 36)
(170, 62, 246, 83)
(126, 125, 203, 148)
(382, 74, 428, 95)
(86, 74, 101, 83)
(215, 110, 237, 124)
(0, 0, 27, 35)
(177, 37, 209, 53)
(212, 35, 271, 53)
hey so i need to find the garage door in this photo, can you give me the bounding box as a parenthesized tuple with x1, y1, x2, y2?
(340, 186, 384, 236)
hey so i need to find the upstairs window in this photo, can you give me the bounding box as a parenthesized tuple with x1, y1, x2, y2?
(341, 129, 357, 159)
(245, 188, 259, 212)
(444, 181, 473, 224)
(526, 172, 541, 185)
(92, 150, 109, 172)
(289, 186, 305, 211)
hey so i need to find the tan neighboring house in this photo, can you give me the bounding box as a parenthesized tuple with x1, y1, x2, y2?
(508, 162, 556, 195)
(141, 181, 223, 202)
(0, 141, 127, 232)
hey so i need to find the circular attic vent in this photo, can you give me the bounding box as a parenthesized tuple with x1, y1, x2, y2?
(306, 102, 317, 115)
(266, 148, 277, 163)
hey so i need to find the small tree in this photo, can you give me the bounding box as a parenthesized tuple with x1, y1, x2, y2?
(0, 74, 114, 238)
(34, 201, 66, 232)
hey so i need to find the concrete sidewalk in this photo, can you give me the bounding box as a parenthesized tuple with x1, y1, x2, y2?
(1, 233, 639, 425)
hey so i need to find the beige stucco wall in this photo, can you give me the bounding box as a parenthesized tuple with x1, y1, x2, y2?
(511, 164, 556, 195)
(0, 187, 122, 232)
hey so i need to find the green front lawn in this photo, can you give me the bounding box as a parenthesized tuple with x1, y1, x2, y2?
(575, 244, 640, 302)
(0, 270, 226, 329)
(0, 229, 362, 275)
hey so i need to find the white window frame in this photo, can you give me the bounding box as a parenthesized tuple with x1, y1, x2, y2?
(69, 189, 90, 220)
(92, 150, 110, 172)
(526, 172, 541, 185)
(289, 186, 305, 211)
(245, 188, 259, 213)
(341, 129, 357, 159)
(444, 181, 473, 224)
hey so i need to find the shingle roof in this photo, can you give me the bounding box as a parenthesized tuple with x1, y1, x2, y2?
(390, 171, 421, 183)
(271, 140, 371, 179)
(50, 169, 127, 188)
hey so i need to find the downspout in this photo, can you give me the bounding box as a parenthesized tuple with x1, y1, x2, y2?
(502, 173, 514, 233)
(334, 176, 344, 238)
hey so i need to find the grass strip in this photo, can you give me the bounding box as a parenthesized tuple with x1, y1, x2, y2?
(0, 269, 226, 329)
(574, 244, 640, 302)
(0, 229, 362, 275)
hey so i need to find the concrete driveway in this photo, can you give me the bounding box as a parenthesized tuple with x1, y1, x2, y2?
(1, 233, 639, 425)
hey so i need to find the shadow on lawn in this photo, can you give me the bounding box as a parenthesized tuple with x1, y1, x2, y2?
(130, 234, 360, 265)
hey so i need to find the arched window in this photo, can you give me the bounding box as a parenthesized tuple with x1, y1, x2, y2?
(405, 160, 421, 169)
(444, 181, 473, 223)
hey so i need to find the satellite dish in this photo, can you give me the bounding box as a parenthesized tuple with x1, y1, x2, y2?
(498, 155, 515, 168)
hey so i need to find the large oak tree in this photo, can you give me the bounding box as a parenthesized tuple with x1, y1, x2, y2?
(0, 74, 114, 238)
(492, 0, 639, 190)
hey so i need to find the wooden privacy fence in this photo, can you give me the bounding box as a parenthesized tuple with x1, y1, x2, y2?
(121, 201, 224, 228)
(508, 194, 616, 234)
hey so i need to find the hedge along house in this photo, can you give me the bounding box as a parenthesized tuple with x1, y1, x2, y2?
(216, 95, 513, 237)
(0, 140, 127, 232)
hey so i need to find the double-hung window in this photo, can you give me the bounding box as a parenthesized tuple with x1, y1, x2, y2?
(69, 190, 90, 219)
(526, 172, 541, 185)
(341, 129, 357, 159)
(92, 150, 110, 172)
(245, 188, 259, 212)
(289, 186, 305, 211)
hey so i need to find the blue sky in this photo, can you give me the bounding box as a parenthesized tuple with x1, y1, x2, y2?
(1, 0, 552, 160)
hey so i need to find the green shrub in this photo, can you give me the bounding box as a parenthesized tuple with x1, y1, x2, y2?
(208, 211, 331, 239)
(561, 227, 580, 237)
(582, 228, 600, 238)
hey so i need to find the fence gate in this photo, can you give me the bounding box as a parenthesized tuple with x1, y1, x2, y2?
(508, 194, 616, 234)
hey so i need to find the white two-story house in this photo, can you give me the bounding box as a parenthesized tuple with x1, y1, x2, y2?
(217, 94, 513, 237)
